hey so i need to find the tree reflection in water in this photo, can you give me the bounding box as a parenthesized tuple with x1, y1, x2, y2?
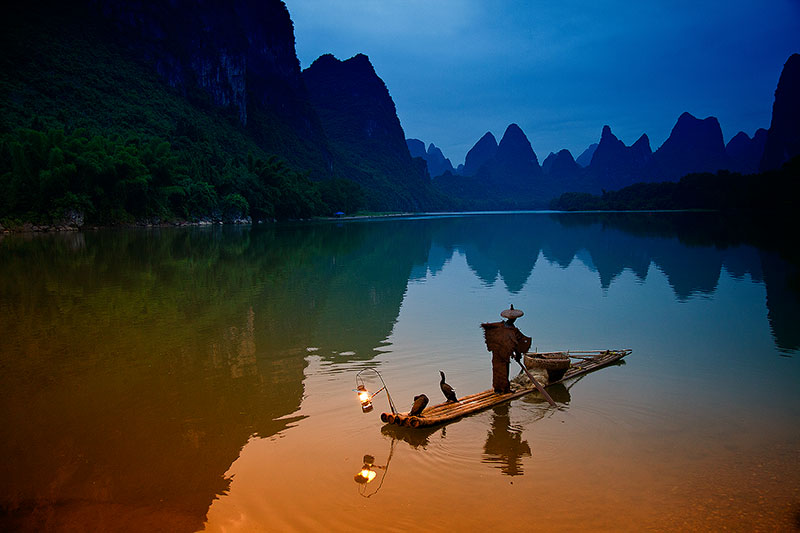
(1, 212, 797, 531)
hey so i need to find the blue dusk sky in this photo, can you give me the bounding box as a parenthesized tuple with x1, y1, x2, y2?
(286, 1, 799, 166)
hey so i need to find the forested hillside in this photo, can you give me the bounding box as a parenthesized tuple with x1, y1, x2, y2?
(0, 3, 372, 227)
(550, 155, 800, 212)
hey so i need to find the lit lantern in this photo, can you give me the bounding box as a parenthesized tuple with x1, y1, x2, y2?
(353, 368, 396, 415)
(356, 384, 373, 413)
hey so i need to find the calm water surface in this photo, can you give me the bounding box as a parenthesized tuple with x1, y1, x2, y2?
(1, 212, 798, 532)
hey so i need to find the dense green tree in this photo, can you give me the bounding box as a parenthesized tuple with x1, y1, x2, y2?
(0, 126, 367, 226)
(551, 155, 800, 212)
(0, 6, 370, 228)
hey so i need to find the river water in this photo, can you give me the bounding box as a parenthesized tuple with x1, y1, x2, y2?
(0, 212, 798, 532)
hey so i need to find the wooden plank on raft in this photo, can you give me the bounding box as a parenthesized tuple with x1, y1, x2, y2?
(381, 349, 631, 429)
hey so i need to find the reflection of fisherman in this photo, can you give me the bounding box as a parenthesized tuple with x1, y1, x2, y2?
(481, 305, 532, 394)
(483, 403, 532, 476)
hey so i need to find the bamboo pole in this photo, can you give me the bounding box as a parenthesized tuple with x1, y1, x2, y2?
(412, 392, 514, 422)
(426, 390, 495, 410)
(422, 396, 498, 417)
(392, 391, 502, 427)
(383, 390, 495, 424)
(516, 359, 557, 407)
(414, 402, 502, 426)
(552, 350, 629, 383)
(410, 393, 518, 427)
(566, 355, 600, 362)
(408, 384, 553, 427)
(389, 385, 536, 426)
(416, 391, 496, 417)
(381, 349, 632, 429)
(408, 400, 496, 427)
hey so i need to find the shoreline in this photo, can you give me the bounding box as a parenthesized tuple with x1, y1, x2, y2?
(0, 212, 417, 233)
(0, 218, 253, 235)
(0, 208, 728, 234)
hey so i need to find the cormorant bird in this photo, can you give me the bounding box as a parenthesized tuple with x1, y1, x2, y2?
(440, 371, 458, 403)
(409, 394, 429, 416)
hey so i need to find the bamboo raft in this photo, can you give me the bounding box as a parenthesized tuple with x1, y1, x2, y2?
(381, 349, 631, 428)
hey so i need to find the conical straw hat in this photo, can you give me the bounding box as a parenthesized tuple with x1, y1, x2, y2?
(500, 304, 523, 319)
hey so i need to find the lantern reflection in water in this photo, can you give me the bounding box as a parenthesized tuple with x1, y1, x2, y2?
(353, 439, 396, 498)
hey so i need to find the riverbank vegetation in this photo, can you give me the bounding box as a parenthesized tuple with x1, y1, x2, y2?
(0, 127, 365, 228)
(550, 155, 800, 212)
(0, 5, 365, 228)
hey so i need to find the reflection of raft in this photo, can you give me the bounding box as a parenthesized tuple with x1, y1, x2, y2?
(381, 349, 631, 428)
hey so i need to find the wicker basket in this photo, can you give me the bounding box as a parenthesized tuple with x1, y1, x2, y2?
(524, 352, 571, 382)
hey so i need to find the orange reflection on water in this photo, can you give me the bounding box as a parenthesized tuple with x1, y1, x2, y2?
(201, 366, 800, 532)
(2, 220, 799, 532)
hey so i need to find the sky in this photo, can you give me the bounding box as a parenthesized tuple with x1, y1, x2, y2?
(285, 1, 799, 166)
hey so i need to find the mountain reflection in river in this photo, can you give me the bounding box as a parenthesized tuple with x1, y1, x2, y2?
(0, 212, 797, 531)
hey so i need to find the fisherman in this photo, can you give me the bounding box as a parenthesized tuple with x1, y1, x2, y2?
(481, 305, 532, 394)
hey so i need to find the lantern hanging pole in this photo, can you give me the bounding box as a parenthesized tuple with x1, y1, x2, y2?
(355, 368, 397, 415)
